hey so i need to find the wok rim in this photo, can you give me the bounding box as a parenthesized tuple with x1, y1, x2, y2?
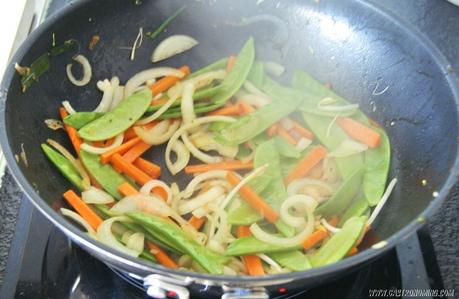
(0, 0, 458, 286)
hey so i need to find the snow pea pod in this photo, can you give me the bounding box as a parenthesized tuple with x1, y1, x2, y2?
(261, 76, 304, 102)
(226, 236, 301, 256)
(228, 203, 263, 225)
(364, 126, 391, 206)
(269, 251, 312, 271)
(315, 167, 364, 218)
(188, 57, 228, 79)
(274, 136, 301, 159)
(41, 144, 83, 191)
(127, 212, 225, 274)
(339, 195, 369, 227)
(64, 112, 104, 129)
(309, 216, 366, 267)
(80, 150, 128, 199)
(247, 61, 265, 87)
(79, 89, 152, 141)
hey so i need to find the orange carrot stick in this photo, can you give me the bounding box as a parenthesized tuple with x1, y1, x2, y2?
(133, 158, 161, 179)
(303, 228, 329, 250)
(100, 137, 141, 164)
(185, 161, 254, 174)
(118, 182, 139, 197)
(291, 120, 315, 140)
(122, 142, 152, 163)
(208, 104, 241, 116)
(110, 154, 151, 185)
(226, 55, 237, 72)
(328, 216, 339, 227)
(346, 246, 359, 257)
(337, 117, 381, 148)
(237, 101, 255, 115)
(150, 65, 190, 96)
(124, 127, 138, 141)
(63, 190, 103, 230)
(146, 242, 179, 269)
(284, 145, 328, 184)
(266, 124, 278, 137)
(59, 108, 82, 154)
(188, 216, 206, 230)
(277, 126, 298, 145)
(226, 172, 279, 223)
(151, 98, 169, 107)
(237, 226, 265, 276)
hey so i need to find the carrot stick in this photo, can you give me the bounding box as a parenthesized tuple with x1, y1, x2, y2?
(133, 158, 161, 179)
(226, 55, 237, 72)
(118, 182, 139, 197)
(110, 154, 151, 185)
(207, 104, 241, 116)
(291, 120, 315, 140)
(226, 172, 279, 223)
(346, 246, 359, 257)
(188, 216, 206, 230)
(59, 108, 82, 154)
(328, 216, 339, 227)
(63, 190, 103, 230)
(277, 126, 298, 145)
(237, 101, 255, 115)
(150, 65, 190, 96)
(124, 127, 138, 141)
(185, 161, 254, 174)
(146, 241, 179, 269)
(266, 124, 278, 137)
(303, 228, 329, 250)
(151, 98, 169, 107)
(237, 226, 265, 276)
(100, 137, 141, 164)
(122, 142, 152, 163)
(337, 117, 381, 148)
(284, 145, 328, 184)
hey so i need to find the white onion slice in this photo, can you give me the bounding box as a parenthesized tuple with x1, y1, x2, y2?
(110, 194, 171, 217)
(66, 54, 92, 86)
(321, 218, 341, 233)
(181, 132, 223, 164)
(125, 67, 184, 97)
(136, 83, 182, 125)
(179, 186, 226, 215)
(257, 254, 283, 272)
(169, 140, 190, 175)
(280, 195, 317, 228)
(237, 93, 271, 107)
(367, 178, 397, 226)
(82, 186, 115, 204)
(318, 98, 359, 113)
(109, 78, 123, 110)
(181, 81, 196, 124)
(94, 79, 114, 113)
(181, 170, 228, 199)
(186, 70, 226, 90)
(264, 61, 285, 77)
(191, 132, 238, 159)
(152, 35, 199, 63)
(287, 178, 334, 196)
(135, 120, 181, 145)
(125, 232, 145, 254)
(96, 216, 141, 257)
(80, 133, 124, 155)
(295, 138, 313, 151)
(140, 179, 172, 203)
(329, 139, 369, 158)
(60, 208, 96, 238)
(62, 101, 77, 114)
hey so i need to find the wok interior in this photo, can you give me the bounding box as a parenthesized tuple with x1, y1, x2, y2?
(4, 0, 457, 255)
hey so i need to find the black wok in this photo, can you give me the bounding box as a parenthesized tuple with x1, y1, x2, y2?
(1, 0, 458, 297)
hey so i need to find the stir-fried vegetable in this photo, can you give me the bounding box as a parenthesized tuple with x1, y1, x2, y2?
(39, 36, 395, 276)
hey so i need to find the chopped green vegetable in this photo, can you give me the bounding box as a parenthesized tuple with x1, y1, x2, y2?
(226, 236, 300, 256)
(339, 195, 369, 227)
(146, 5, 187, 40)
(269, 251, 312, 271)
(64, 112, 104, 129)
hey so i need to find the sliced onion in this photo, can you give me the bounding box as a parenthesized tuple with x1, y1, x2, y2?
(181, 170, 228, 199)
(169, 140, 190, 175)
(287, 178, 334, 196)
(80, 133, 124, 155)
(251, 196, 317, 247)
(110, 194, 172, 217)
(321, 218, 341, 233)
(329, 139, 369, 158)
(181, 81, 196, 124)
(124, 232, 145, 254)
(296, 137, 313, 151)
(94, 79, 114, 113)
(125, 67, 184, 97)
(367, 178, 397, 226)
(109, 78, 124, 110)
(135, 119, 181, 145)
(66, 54, 92, 86)
(96, 216, 141, 257)
(140, 179, 172, 203)
(152, 35, 199, 63)
(264, 61, 285, 77)
(181, 132, 223, 164)
(237, 92, 271, 107)
(60, 208, 96, 238)
(82, 186, 115, 204)
(257, 254, 283, 272)
(186, 70, 226, 90)
(179, 186, 226, 215)
(191, 132, 238, 159)
(46, 139, 91, 190)
(318, 98, 359, 113)
(136, 83, 182, 125)
(280, 195, 317, 228)
(165, 116, 236, 173)
(62, 101, 77, 114)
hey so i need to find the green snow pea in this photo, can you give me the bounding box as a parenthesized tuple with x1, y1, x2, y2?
(226, 236, 301, 256)
(269, 251, 312, 271)
(300, 100, 358, 117)
(79, 89, 151, 141)
(315, 167, 364, 218)
(309, 216, 366, 267)
(41, 144, 83, 191)
(127, 212, 225, 274)
(247, 61, 265, 87)
(80, 150, 128, 199)
(188, 58, 228, 79)
(212, 38, 255, 106)
(158, 100, 223, 119)
(339, 194, 369, 227)
(217, 97, 303, 145)
(364, 127, 391, 206)
(64, 112, 104, 129)
(261, 76, 304, 102)
(274, 136, 301, 158)
(228, 202, 263, 225)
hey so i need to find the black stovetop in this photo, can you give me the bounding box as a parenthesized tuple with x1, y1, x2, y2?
(0, 196, 445, 299)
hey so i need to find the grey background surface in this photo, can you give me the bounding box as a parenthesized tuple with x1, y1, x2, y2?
(0, 0, 458, 292)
